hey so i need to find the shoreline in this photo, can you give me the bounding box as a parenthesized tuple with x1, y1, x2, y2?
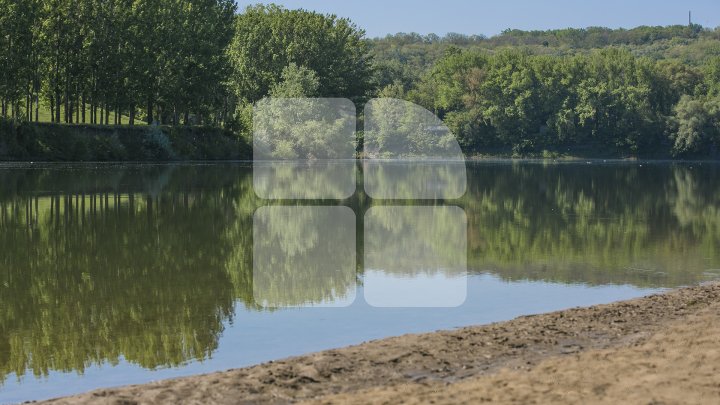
(3, 158, 720, 167)
(40, 282, 720, 404)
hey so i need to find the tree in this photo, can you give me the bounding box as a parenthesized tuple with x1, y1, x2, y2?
(672, 95, 720, 155)
(570, 49, 667, 152)
(157, 0, 236, 126)
(269, 63, 320, 98)
(0, 0, 39, 120)
(229, 4, 373, 103)
(4, 0, 237, 126)
(704, 57, 720, 96)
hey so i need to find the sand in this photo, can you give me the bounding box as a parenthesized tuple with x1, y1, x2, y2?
(41, 282, 720, 404)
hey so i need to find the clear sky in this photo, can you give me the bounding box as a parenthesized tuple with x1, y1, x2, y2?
(235, 0, 720, 38)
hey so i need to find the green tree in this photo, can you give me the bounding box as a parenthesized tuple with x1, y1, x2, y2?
(157, 0, 236, 126)
(269, 63, 320, 98)
(574, 49, 664, 152)
(704, 57, 720, 96)
(0, 0, 39, 120)
(229, 4, 373, 103)
(672, 95, 720, 154)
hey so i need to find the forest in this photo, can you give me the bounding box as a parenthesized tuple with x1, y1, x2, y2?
(1, 2, 720, 157)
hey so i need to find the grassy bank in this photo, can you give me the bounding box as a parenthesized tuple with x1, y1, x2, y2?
(0, 120, 251, 161)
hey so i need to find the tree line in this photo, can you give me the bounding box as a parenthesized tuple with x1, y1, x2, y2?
(371, 27, 720, 156)
(0, 2, 371, 128)
(383, 48, 720, 155)
(371, 24, 715, 51)
(0, 0, 236, 125)
(2, 2, 720, 156)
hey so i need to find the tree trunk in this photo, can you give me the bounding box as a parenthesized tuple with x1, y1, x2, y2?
(222, 96, 228, 127)
(55, 92, 61, 123)
(64, 89, 69, 123)
(147, 99, 153, 125)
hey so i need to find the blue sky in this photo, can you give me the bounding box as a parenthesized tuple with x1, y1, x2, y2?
(235, 0, 720, 38)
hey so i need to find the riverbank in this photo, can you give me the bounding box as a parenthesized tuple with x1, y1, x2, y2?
(0, 121, 251, 161)
(5, 121, 719, 164)
(2, 120, 718, 162)
(40, 282, 720, 404)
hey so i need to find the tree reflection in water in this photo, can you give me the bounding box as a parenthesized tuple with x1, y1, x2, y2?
(0, 162, 719, 382)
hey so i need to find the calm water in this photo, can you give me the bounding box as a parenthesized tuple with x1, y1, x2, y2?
(1, 161, 720, 403)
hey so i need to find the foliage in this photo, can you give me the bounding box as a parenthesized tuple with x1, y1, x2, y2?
(229, 4, 373, 103)
(0, 120, 250, 161)
(398, 46, 720, 156)
(671, 95, 720, 155)
(269, 63, 321, 98)
(367, 25, 720, 157)
(369, 25, 718, 75)
(252, 99, 356, 159)
(0, 0, 236, 126)
(143, 125, 176, 160)
(2, 3, 720, 157)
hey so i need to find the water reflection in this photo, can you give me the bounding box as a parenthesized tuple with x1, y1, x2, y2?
(363, 161, 467, 199)
(0, 165, 245, 383)
(253, 205, 356, 307)
(0, 162, 719, 385)
(364, 205, 467, 307)
(463, 163, 720, 286)
(253, 161, 356, 199)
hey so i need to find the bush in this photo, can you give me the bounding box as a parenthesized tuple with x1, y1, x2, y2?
(143, 126, 176, 160)
(0, 120, 251, 161)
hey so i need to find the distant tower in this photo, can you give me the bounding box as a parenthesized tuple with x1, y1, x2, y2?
(689, 10, 692, 26)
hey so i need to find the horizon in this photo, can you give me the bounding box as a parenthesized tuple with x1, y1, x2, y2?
(235, 0, 720, 38)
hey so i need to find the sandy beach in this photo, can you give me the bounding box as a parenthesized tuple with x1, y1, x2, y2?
(41, 282, 720, 404)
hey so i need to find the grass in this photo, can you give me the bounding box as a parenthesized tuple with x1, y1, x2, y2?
(25, 102, 143, 126)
